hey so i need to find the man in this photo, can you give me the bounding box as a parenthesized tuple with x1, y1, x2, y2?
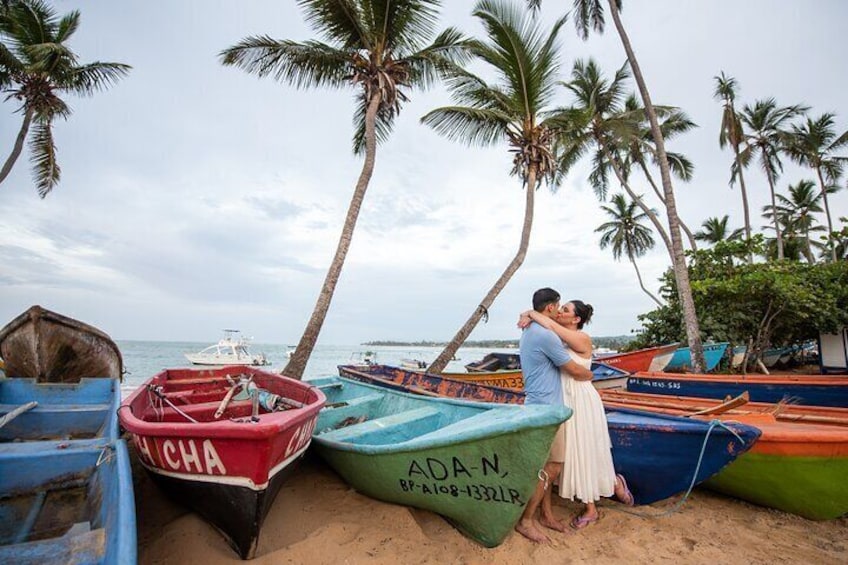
(515, 287, 594, 543)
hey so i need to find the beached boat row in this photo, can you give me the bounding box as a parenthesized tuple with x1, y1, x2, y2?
(3, 306, 847, 561)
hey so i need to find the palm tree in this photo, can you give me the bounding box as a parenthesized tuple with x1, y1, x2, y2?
(530, 0, 706, 371)
(768, 179, 826, 263)
(714, 72, 753, 263)
(694, 215, 744, 245)
(784, 113, 848, 261)
(220, 0, 466, 379)
(737, 98, 807, 260)
(0, 0, 131, 197)
(420, 0, 572, 373)
(596, 192, 662, 306)
(562, 60, 698, 258)
(619, 93, 699, 251)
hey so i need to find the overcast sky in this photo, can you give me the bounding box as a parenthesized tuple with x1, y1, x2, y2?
(1, 1, 846, 346)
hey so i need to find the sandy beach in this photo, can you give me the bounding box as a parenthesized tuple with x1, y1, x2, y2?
(134, 448, 846, 564)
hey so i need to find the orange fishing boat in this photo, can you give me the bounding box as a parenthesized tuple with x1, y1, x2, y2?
(594, 343, 678, 373)
(599, 389, 848, 520)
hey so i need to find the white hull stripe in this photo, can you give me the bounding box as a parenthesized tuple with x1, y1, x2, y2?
(140, 440, 312, 491)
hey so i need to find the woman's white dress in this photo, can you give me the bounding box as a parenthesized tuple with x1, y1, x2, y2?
(559, 353, 617, 502)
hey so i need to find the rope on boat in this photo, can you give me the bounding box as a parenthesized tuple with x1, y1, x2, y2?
(0, 401, 38, 429)
(604, 419, 745, 519)
(148, 385, 199, 423)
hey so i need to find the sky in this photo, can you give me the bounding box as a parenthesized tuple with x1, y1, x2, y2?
(1, 1, 846, 346)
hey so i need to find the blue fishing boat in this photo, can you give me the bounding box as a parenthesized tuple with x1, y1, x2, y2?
(664, 342, 729, 372)
(0, 307, 136, 564)
(332, 365, 760, 505)
(627, 371, 848, 408)
(0, 378, 136, 564)
(307, 376, 571, 547)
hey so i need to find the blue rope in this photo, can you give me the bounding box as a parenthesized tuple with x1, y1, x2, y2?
(605, 419, 745, 518)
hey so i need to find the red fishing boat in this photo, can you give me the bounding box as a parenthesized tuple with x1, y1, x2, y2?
(594, 342, 678, 373)
(119, 366, 325, 559)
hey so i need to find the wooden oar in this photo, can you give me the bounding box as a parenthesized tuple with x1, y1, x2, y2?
(687, 392, 750, 416)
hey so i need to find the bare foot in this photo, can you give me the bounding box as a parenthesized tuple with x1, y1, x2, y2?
(539, 514, 568, 532)
(515, 519, 550, 543)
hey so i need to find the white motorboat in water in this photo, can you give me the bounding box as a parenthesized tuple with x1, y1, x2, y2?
(184, 330, 270, 366)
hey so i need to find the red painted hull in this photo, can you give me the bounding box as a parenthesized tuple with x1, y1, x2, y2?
(595, 343, 678, 374)
(119, 366, 325, 559)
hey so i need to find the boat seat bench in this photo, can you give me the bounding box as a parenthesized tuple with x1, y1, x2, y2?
(316, 393, 386, 430)
(318, 407, 442, 443)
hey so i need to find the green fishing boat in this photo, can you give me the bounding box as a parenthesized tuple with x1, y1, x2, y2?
(307, 376, 571, 547)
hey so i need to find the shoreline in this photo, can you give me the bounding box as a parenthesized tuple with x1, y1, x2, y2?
(134, 449, 847, 564)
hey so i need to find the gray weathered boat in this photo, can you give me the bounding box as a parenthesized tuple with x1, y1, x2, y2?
(0, 305, 122, 383)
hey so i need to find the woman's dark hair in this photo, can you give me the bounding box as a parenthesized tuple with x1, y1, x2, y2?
(569, 300, 593, 330)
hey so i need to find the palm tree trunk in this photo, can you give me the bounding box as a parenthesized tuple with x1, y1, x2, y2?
(0, 108, 33, 186)
(630, 255, 663, 306)
(637, 158, 698, 251)
(765, 164, 783, 260)
(607, 0, 705, 372)
(282, 93, 381, 379)
(731, 140, 754, 264)
(815, 166, 837, 262)
(600, 144, 673, 261)
(428, 165, 538, 374)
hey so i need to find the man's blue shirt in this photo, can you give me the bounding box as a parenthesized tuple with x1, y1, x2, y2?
(519, 322, 572, 405)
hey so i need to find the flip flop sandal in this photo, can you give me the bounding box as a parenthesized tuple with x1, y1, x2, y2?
(570, 513, 599, 530)
(616, 473, 635, 506)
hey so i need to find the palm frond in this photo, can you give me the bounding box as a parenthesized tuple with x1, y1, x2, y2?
(65, 61, 131, 96)
(27, 121, 59, 198)
(220, 37, 350, 90)
(298, 0, 369, 50)
(420, 105, 509, 147)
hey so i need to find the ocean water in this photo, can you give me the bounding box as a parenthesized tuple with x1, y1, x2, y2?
(117, 340, 515, 398)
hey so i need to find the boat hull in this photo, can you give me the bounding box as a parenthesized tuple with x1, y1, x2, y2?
(309, 376, 570, 547)
(627, 371, 848, 407)
(141, 452, 302, 558)
(120, 366, 325, 559)
(595, 343, 678, 374)
(0, 305, 123, 383)
(331, 368, 759, 506)
(664, 343, 729, 372)
(704, 451, 848, 520)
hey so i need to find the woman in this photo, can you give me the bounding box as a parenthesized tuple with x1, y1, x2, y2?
(520, 300, 634, 529)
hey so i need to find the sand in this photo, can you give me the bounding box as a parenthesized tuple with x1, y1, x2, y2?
(134, 450, 847, 565)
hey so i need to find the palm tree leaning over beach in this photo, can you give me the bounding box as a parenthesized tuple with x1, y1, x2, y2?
(220, 0, 466, 379)
(596, 192, 662, 306)
(737, 98, 807, 261)
(784, 113, 848, 262)
(0, 0, 130, 197)
(714, 72, 753, 264)
(421, 0, 574, 373)
(530, 0, 706, 371)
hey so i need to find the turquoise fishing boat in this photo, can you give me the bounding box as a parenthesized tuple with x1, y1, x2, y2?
(664, 342, 729, 372)
(307, 376, 571, 547)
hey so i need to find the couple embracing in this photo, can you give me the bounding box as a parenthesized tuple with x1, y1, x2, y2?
(515, 287, 633, 543)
